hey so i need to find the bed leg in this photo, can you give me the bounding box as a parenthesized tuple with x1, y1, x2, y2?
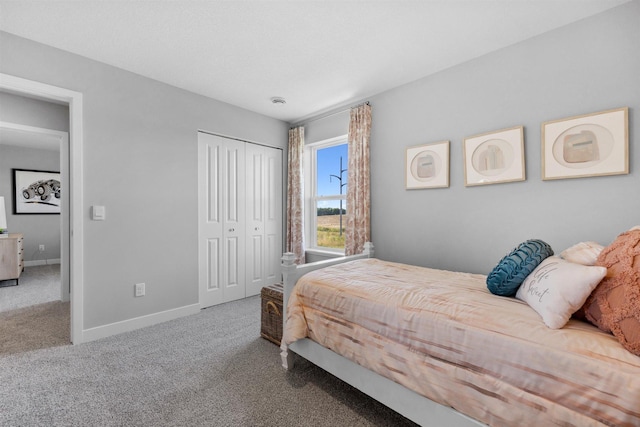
(280, 345, 295, 370)
(281, 252, 298, 370)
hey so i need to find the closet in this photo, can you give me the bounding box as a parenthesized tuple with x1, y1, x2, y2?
(197, 132, 282, 308)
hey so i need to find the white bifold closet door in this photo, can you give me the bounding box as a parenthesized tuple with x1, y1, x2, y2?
(198, 132, 282, 309)
(245, 143, 283, 297)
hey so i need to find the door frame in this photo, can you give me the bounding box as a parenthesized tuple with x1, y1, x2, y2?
(0, 73, 84, 344)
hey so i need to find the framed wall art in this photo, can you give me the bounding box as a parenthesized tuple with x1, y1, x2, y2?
(541, 107, 628, 180)
(12, 169, 61, 214)
(463, 126, 525, 186)
(405, 140, 450, 189)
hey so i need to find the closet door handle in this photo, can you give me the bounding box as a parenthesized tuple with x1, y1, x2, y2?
(229, 228, 235, 232)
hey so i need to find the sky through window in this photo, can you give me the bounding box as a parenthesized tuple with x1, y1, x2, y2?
(316, 144, 348, 198)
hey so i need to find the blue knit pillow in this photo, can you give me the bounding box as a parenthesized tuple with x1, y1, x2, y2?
(486, 239, 554, 296)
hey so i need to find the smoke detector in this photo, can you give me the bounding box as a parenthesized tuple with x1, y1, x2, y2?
(270, 97, 286, 105)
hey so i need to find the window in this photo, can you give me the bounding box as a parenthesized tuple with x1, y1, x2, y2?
(305, 136, 348, 252)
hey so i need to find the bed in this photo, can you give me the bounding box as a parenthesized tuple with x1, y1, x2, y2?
(279, 243, 640, 427)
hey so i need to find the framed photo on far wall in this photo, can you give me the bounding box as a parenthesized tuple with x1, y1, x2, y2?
(405, 140, 450, 189)
(12, 169, 61, 214)
(463, 126, 525, 187)
(542, 107, 628, 180)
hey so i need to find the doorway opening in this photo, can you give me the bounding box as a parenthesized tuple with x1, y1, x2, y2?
(0, 73, 85, 344)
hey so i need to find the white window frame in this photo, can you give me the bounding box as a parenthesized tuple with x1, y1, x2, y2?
(304, 135, 348, 255)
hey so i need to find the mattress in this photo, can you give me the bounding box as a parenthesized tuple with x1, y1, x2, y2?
(283, 258, 640, 427)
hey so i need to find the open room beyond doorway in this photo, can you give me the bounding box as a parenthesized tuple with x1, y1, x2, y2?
(0, 73, 84, 344)
(0, 121, 69, 353)
(0, 122, 69, 296)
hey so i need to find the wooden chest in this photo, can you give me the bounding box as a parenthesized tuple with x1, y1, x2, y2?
(260, 283, 283, 345)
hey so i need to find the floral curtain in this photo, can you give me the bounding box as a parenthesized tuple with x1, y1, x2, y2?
(286, 126, 305, 264)
(344, 103, 372, 256)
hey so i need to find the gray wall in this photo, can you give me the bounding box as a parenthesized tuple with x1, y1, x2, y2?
(0, 31, 288, 330)
(0, 91, 70, 131)
(302, 110, 350, 145)
(0, 92, 68, 263)
(300, 1, 640, 274)
(0, 144, 61, 262)
(370, 1, 639, 274)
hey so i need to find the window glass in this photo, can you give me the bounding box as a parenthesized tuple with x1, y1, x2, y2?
(316, 144, 348, 196)
(316, 200, 347, 249)
(311, 141, 348, 251)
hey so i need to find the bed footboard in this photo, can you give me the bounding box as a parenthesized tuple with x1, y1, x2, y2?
(280, 242, 374, 369)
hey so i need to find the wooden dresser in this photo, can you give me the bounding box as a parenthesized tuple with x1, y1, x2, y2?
(0, 233, 24, 286)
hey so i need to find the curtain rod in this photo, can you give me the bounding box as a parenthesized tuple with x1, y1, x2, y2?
(290, 101, 369, 129)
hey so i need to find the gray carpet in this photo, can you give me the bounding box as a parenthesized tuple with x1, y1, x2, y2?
(0, 264, 61, 312)
(0, 264, 69, 355)
(0, 295, 418, 426)
(0, 300, 70, 355)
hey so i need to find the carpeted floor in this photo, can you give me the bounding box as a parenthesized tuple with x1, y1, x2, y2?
(0, 264, 69, 355)
(0, 300, 70, 355)
(0, 264, 61, 312)
(0, 294, 418, 426)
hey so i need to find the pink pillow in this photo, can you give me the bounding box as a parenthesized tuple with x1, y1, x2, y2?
(582, 229, 640, 356)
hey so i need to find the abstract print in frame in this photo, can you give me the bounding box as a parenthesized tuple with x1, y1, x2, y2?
(405, 140, 450, 189)
(542, 107, 628, 180)
(463, 126, 525, 186)
(12, 169, 61, 214)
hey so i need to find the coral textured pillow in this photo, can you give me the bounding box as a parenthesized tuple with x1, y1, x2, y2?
(560, 241, 604, 266)
(582, 229, 640, 356)
(486, 239, 554, 296)
(516, 257, 606, 329)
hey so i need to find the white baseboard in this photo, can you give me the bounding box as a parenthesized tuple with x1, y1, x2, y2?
(24, 259, 61, 267)
(81, 303, 201, 343)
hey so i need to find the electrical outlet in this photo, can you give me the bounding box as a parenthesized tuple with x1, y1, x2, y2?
(134, 282, 145, 297)
(39, 244, 45, 252)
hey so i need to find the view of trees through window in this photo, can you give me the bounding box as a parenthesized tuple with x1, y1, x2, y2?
(315, 143, 348, 249)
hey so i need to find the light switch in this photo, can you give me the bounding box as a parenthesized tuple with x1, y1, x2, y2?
(92, 205, 106, 221)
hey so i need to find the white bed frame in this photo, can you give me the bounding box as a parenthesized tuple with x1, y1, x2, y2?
(280, 243, 485, 427)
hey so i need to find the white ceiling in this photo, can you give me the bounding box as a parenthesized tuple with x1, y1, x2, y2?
(0, 0, 630, 123)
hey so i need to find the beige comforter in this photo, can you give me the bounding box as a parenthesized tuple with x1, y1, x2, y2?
(283, 258, 640, 427)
